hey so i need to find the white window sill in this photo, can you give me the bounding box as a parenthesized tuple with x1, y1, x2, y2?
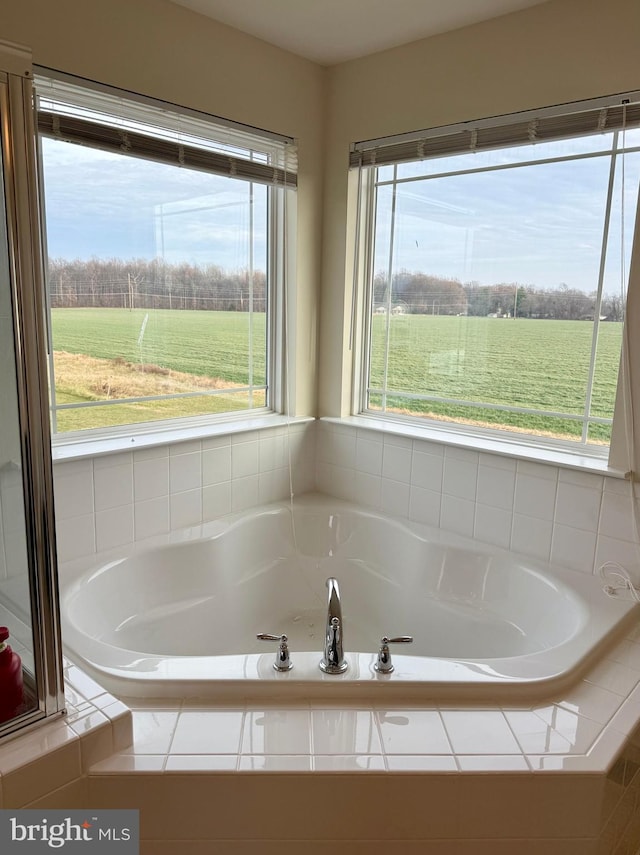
(51, 414, 314, 463)
(324, 415, 627, 479)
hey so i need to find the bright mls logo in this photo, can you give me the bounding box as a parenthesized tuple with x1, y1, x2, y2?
(0, 810, 139, 852)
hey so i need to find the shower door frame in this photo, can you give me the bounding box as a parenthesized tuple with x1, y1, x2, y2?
(0, 42, 65, 738)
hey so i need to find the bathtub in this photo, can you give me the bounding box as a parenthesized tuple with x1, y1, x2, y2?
(60, 494, 638, 701)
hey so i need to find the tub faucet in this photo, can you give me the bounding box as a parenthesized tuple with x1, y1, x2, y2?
(319, 577, 348, 674)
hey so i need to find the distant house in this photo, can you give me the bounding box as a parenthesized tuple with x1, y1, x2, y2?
(373, 304, 406, 315)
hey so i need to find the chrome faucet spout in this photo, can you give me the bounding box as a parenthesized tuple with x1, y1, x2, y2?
(319, 577, 348, 674)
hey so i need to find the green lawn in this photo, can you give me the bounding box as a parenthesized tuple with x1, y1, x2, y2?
(50, 308, 267, 431)
(50, 308, 622, 442)
(51, 307, 266, 385)
(369, 315, 622, 442)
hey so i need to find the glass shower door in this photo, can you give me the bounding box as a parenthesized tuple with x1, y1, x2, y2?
(0, 135, 37, 724)
(0, 44, 64, 738)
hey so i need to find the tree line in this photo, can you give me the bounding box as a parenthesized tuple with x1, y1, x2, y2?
(48, 258, 625, 322)
(48, 258, 267, 312)
(373, 271, 625, 321)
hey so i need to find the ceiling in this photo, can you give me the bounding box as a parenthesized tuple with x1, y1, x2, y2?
(169, 0, 549, 65)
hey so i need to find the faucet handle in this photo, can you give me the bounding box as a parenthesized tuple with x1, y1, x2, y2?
(374, 635, 413, 674)
(257, 633, 293, 672)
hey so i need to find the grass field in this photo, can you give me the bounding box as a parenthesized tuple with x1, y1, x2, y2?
(50, 308, 267, 431)
(50, 308, 622, 442)
(51, 308, 266, 384)
(369, 314, 622, 443)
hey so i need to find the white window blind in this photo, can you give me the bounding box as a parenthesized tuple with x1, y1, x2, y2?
(35, 71, 298, 187)
(350, 93, 640, 168)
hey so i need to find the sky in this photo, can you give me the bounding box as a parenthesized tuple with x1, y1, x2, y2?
(374, 134, 640, 296)
(40, 132, 640, 294)
(40, 138, 268, 271)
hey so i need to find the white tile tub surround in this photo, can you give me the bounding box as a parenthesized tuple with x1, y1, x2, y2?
(0, 658, 132, 809)
(52, 421, 316, 564)
(316, 419, 640, 579)
(9, 418, 639, 849)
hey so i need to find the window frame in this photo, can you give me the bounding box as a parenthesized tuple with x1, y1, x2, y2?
(34, 68, 297, 447)
(350, 92, 640, 468)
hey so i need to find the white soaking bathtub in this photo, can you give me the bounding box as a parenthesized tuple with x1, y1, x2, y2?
(60, 495, 639, 701)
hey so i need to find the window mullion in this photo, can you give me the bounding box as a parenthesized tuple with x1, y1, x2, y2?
(35, 129, 58, 434)
(248, 180, 254, 407)
(373, 144, 640, 188)
(582, 137, 620, 444)
(355, 168, 377, 415)
(381, 165, 399, 412)
(268, 184, 286, 415)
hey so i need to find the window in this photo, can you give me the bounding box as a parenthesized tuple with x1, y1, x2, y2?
(352, 95, 640, 457)
(35, 72, 296, 436)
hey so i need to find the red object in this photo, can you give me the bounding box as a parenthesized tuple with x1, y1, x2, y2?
(0, 626, 24, 722)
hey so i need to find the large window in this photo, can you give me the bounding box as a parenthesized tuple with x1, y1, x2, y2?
(36, 73, 296, 436)
(353, 95, 640, 454)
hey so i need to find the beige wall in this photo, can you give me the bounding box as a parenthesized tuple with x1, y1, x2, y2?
(1, 0, 326, 416)
(320, 0, 640, 416)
